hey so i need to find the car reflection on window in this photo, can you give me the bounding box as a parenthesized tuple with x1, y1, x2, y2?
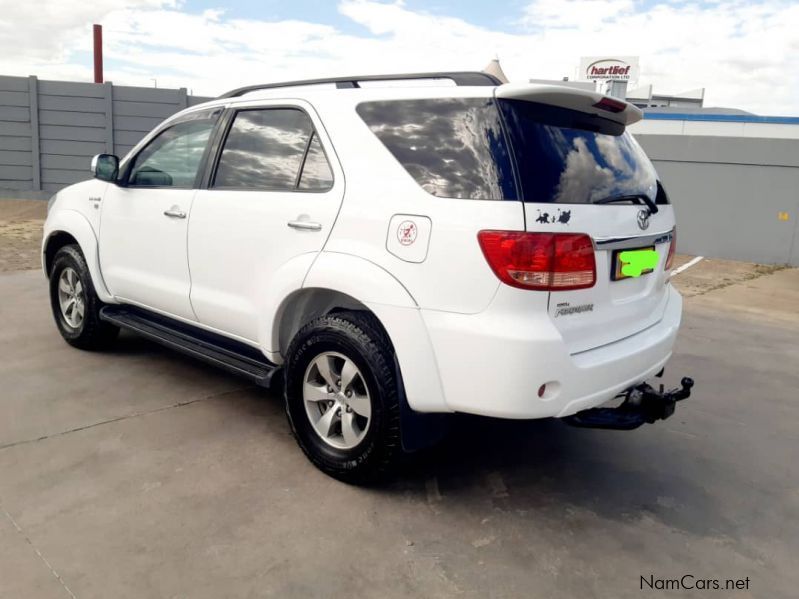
(297, 134, 333, 191)
(550, 129, 657, 204)
(357, 98, 517, 200)
(498, 99, 658, 205)
(214, 109, 312, 190)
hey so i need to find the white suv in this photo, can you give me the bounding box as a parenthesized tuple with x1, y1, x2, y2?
(43, 72, 692, 482)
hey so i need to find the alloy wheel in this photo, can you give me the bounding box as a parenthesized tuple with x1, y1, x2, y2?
(303, 351, 372, 449)
(57, 267, 85, 329)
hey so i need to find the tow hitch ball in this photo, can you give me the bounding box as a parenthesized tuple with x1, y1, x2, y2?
(564, 377, 695, 431)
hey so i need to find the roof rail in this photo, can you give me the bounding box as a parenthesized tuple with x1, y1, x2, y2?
(217, 71, 502, 99)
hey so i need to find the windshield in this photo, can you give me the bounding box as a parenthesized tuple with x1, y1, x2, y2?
(498, 99, 659, 204)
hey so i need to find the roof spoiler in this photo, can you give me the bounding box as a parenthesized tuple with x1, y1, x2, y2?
(495, 83, 643, 126)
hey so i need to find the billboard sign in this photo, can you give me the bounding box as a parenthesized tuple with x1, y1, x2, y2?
(579, 56, 639, 83)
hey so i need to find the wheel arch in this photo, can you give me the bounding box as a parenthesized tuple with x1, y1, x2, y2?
(274, 287, 372, 359)
(43, 230, 78, 276)
(43, 209, 114, 302)
(264, 253, 449, 413)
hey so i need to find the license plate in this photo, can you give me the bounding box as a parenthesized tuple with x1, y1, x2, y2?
(612, 246, 658, 280)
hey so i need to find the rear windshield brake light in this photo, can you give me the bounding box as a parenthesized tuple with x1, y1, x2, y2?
(593, 97, 627, 113)
(478, 231, 596, 291)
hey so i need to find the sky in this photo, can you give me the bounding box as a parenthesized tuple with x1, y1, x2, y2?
(1, 0, 797, 115)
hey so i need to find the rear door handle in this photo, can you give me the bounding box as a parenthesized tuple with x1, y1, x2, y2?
(287, 220, 322, 231)
(163, 206, 187, 219)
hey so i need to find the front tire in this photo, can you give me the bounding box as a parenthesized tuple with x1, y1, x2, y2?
(49, 244, 118, 350)
(284, 311, 402, 484)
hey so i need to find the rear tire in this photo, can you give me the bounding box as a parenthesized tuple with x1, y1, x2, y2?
(49, 244, 118, 350)
(284, 311, 402, 484)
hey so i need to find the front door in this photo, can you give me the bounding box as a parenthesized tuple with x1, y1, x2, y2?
(99, 109, 220, 320)
(188, 103, 344, 342)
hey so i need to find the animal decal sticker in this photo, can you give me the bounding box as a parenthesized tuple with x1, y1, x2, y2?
(535, 209, 572, 225)
(397, 220, 418, 246)
(387, 214, 432, 263)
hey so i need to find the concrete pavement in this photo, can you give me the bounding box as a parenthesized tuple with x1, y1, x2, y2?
(1, 268, 798, 598)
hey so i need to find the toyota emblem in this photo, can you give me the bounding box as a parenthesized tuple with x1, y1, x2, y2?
(637, 209, 650, 230)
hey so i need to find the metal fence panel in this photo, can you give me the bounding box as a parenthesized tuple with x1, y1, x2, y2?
(0, 75, 209, 196)
(636, 133, 799, 266)
(0, 76, 29, 92)
(0, 76, 32, 191)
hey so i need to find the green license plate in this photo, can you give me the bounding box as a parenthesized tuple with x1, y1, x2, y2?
(612, 247, 658, 280)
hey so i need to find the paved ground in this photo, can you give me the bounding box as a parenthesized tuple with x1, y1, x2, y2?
(1, 202, 798, 598)
(1, 269, 798, 598)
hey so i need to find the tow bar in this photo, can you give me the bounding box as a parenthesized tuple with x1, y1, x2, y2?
(564, 377, 694, 431)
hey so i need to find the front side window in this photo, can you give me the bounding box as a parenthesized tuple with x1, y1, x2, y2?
(213, 108, 333, 191)
(356, 98, 517, 200)
(127, 114, 217, 187)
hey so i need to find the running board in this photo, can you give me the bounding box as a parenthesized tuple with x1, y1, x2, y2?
(99, 306, 280, 388)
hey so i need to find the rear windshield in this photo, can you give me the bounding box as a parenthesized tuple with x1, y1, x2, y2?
(356, 98, 659, 204)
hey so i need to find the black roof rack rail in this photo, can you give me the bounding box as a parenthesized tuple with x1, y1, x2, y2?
(217, 71, 502, 99)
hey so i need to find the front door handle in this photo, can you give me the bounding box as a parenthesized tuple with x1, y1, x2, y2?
(287, 220, 322, 231)
(164, 206, 187, 219)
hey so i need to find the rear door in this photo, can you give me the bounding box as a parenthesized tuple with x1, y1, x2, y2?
(498, 98, 675, 353)
(188, 101, 343, 342)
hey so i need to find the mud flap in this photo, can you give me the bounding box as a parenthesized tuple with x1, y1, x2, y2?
(394, 355, 450, 452)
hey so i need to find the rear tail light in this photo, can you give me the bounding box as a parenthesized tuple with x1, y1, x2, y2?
(664, 228, 677, 270)
(477, 231, 596, 291)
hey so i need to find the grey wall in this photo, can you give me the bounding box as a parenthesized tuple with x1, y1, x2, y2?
(0, 75, 210, 198)
(0, 76, 35, 194)
(2, 73, 797, 265)
(636, 134, 799, 266)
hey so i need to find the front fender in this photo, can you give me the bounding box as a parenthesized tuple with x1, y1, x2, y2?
(43, 209, 114, 303)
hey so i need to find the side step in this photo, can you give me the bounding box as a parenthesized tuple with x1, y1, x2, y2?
(99, 306, 280, 388)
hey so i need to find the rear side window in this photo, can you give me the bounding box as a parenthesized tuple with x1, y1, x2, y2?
(498, 100, 659, 205)
(297, 134, 333, 191)
(213, 108, 333, 191)
(356, 98, 516, 200)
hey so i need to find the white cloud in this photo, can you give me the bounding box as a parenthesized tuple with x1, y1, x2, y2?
(521, 0, 637, 30)
(0, 0, 172, 61)
(0, 0, 797, 114)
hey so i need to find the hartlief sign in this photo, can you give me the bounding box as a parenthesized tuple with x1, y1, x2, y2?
(579, 56, 639, 83)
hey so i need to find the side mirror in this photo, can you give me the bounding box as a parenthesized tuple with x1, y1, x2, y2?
(90, 154, 119, 182)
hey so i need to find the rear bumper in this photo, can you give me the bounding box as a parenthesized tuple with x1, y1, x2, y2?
(420, 284, 682, 419)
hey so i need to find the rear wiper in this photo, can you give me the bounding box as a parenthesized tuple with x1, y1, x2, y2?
(594, 194, 659, 215)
